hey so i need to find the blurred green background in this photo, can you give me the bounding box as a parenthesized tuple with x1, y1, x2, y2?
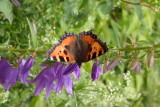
(0, 0, 160, 106)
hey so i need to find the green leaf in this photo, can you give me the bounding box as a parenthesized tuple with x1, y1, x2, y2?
(126, 13, 141, 35)
(136, 74, 143, 92)
(27, 18, 38, 48)
(110, 20, 122, 48)
(0, 0, 13, 24)
(63, 0, 79, 21)
(134, 5, 142, 20)
(98, 0, 114, 15)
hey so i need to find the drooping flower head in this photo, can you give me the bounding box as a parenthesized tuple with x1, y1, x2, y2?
(27, 63, 79, 99)
(91, 61, 102, 81)
(0, 58, 26, 90)
(19, 56, 34, 84)
(0, 55, 35, 90)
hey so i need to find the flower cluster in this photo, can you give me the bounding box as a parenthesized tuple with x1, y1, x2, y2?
(0, 56, 34, 90)
(27, 63, 80, 99)
(0, 53, 144, 99)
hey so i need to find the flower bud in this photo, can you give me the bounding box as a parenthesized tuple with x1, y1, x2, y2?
(147, 54, 154, 68)
(104, 58, 121, 73)
(11, 0, 21, 7)
(134, 63, 141, 72)
(130, 59, 139, 70)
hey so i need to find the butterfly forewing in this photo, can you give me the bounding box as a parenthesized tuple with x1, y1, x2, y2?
(79, 30, 108, 62)
(47, 32, 77, 62)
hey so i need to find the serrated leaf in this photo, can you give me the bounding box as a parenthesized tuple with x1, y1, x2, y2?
(98, 0, 114, 15)
(27, 18, 38, 48)
(0, 0, 14, 24)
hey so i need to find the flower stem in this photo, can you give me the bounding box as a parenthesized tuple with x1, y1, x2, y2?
(121, 0, 156, 12)
(1, 44, 160, 53)
(112, 44, 160, 51)
(0, 48, 45, 53)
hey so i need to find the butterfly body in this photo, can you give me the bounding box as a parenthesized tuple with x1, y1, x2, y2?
(47, 30, 108, 67)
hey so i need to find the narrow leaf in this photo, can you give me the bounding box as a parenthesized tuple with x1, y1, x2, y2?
(27, 18, 38, 48)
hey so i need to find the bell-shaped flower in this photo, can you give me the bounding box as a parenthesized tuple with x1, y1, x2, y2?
(91, 62, 102, 81)
(19, 56, 34, 84)
(27, 63, 79, 99)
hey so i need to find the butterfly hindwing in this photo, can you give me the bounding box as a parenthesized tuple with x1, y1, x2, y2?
(47, 32, 77, 62)
(79, 30, 108, 62)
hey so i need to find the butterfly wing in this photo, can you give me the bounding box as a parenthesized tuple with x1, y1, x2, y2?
(79, 30, 108, 62)
(47, 32, 77, 62)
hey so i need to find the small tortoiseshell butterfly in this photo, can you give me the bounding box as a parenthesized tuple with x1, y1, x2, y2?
(47, 30, 108, 67)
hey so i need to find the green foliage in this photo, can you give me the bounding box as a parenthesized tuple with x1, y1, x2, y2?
(0, 0, 13, 24)
(1, 0, 160, 106)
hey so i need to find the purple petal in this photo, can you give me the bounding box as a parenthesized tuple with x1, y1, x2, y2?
(73, 67, 80, 80)
(4, 69, 19, 91)
(0, 59, 10, 72)
(11, 0, 21, 7)
(64, 75, 73, 95)
(54, 65, 66, 93)
(91, 62, 102, 81)
(20, 57, 34, 84)
(46, 81, 54, 99)
(104, 58, 120, 73)
(27, 66, 55, 83)
(18, 59, 26, 72)
(0, 59, 20, 90)
(34, 80, 46, 95)
(63, 63, 79, 75)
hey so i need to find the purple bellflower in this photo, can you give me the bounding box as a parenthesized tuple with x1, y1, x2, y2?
(0, 59, 18, 90)
(91, 62, 102, 81)
(27, 63, 79, 99)
(19, 56, 34, 84)
(0, 56, 34, 91)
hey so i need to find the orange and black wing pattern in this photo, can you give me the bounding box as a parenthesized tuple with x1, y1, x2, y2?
(79, 30, 108, 62)
(47, 32, 77, 62)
